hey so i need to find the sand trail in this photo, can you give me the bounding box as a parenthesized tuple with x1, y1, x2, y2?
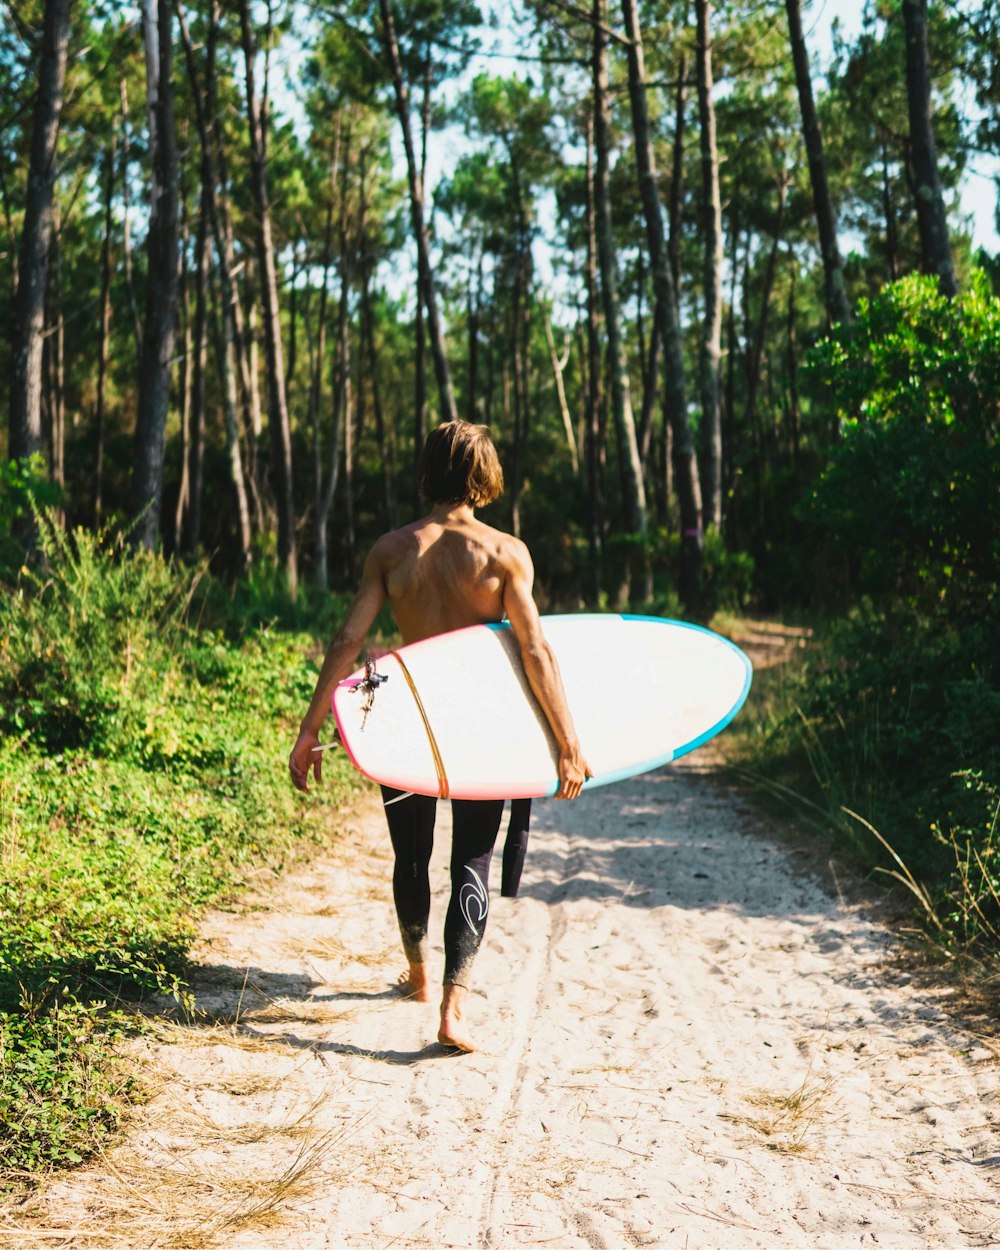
(5, 755, 1000, 1250)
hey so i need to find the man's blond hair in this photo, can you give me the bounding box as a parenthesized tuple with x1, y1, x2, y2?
(417, 421, 504, 508)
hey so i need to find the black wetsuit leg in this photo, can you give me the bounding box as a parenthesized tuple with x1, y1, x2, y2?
(501, 798, 532, 897)
(380, 786, 437, 964)
(443, 798, 505, 985)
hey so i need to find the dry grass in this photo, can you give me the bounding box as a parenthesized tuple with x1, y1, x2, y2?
(216, 1073, 287, 1098)
(721, 1071, 832, 1155)
(0, 1106, 373, 1250)
(289, 934, 398, 968)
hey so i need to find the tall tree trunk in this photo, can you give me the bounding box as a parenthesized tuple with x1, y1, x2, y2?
(620, 0, 703, 609)
(285, 241, 301, 404)
(412, 45, 432, 504)
(668, 47, 687, 295)
(315, 269, 350, 591)
(723, 210, 741, 545)
(594, 0, 647, 550)
(902, 0, 957, 296)
(119, 77, 143, 355)
(309, 198, 334, 585)
(8, 0, 70, 469)
(543, 309, 579, 475)
(744, 175, 787, 531)
(208, 263, 253, 564)
(45, 209, 66, 504)
(378, 0, 458, 430)
(358, 145, 397, 529)
(785, 259, 801, 469)
(94, 137, 115, 526)
(131, 0, 179, 550)
(584, 117, 605, 604)
(0, 150, 20, 296)
(176, 0, 251, 564)
(174, 185, 193, 547)
(362, 264, 397, 529)
(882, 145, 900, 282)
(238, 0, 297, 595)
(508, 151, 534, 538)
(695, 0, 724, 532)
(785, 0, 853, 324)
(637, 276, 662, 467)
(466, 249, 482, 423)
(343, 314, 356, 580)
(184, 192, 209, 553)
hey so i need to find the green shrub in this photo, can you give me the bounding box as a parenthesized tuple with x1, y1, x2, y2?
(0, 1000, 136, 1179)
(0, 518, 360, 1179)
(739, 275, 1000, 948)
(808, 271, 1000, 619)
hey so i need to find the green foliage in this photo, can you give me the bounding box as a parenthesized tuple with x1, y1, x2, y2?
(0, 457, 63, 579)
(808, 272, 1000, 616)
(650, 528, 755, 617)
(0, 1000, 136, 1180)
(0, 517, 359, 1178)
(934, 774, 1000, 950)
(737, 274, 1000, 949)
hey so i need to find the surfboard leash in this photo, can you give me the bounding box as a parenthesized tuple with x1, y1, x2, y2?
(389, 650, 450, 800)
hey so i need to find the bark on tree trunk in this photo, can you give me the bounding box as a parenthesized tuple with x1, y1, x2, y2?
(785, 261, 801, 469)
(620, 0, 703, 610)
(174, 187, 193, 547)
(94, 137, 115, 527)
(359, 145, 397, 529)
(882, 146, 900, 282)
(695, 0, 724, 533)
(901, 0, 957, 296)
(184, 192, 209, 553)
(594, 0, 647, 548)
(131, 0, 180, 551)
(668, 48, 687, 295)
(176, 0, 251, 565)
(744, 175, 787, 530)
(238, 0, 298, 594)
(315, 272, 350, 592)
(584, 117, 605, 605)
(208, 263, 254, 565)
(378, 0, 458, 431)
(119, 76, 143, 356)
(46, 209, 66, 502)
(543, 309, 579, 475)
(785, 0, 853, 324)
(466, 250, 482, 423)
(8, 0, 70, 468)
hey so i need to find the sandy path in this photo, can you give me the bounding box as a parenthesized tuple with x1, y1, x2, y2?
(8, 745, 1000, 1250)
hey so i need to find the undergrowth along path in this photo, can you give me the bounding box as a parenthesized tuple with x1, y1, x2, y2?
(5, 714, 1000, 1247)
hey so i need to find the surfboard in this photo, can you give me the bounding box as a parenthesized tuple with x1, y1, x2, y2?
(331, 614, 752, 802)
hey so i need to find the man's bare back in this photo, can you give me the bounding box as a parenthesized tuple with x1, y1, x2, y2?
(373, 510, 527, 645)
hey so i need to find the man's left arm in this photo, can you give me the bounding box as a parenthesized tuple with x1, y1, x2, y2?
(289, 543, 389, 792)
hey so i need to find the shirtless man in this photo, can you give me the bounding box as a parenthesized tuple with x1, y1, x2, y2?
(289, 420, 590, 1052)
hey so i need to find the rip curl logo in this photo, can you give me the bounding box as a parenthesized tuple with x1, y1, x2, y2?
(460, 868, 488, 936)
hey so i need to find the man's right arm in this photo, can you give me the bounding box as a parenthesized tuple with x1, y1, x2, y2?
(289, 540, 389, 792)
(501, 539, 591, 800)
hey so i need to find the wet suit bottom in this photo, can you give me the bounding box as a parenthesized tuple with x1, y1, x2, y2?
(380, 787, 505, 986)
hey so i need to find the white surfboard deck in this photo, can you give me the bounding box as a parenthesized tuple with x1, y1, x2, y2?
(332, 614, 752, 801)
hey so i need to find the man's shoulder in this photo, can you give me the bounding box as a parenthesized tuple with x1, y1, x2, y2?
(366, 525, 417, 569)
(476, 522, 530, 572)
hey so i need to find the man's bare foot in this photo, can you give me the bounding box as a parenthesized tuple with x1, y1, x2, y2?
(396, 963, 432, 1002)
(438, 983, 476, 1052)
